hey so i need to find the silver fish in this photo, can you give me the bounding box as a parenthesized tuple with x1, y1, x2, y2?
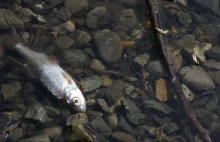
(11, 42, 86, 112)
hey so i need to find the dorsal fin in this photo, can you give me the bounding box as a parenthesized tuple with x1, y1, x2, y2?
(47, 56, 58, 64)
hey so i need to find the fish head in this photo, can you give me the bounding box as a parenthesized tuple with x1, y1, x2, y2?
(64, 84, 86, 113)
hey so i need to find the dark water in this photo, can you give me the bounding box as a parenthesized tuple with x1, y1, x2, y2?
(0, 0, 220, 142)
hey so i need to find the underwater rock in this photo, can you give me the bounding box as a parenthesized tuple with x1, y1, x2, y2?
(54, 36, 74, 49)
(64, 0, 88, 15)
(112, 131, 136, 142)
(179, 66, 215, 90)
(62, 49, 87, 67)
(93, 29, 122, 64)
(24, 104, 48, 123)
(90, 116, 112, 137)
(0, 9, 24, 29)
(79, 75, 102, 92)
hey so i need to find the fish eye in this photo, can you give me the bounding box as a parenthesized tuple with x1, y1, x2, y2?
(73, 97, 81, 106)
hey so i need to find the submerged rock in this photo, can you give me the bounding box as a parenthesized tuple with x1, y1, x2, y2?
(86, 6, 107, 29)
(119, 9, 138, 28)
(24, 104, 48, 123)
(134, 53, 150, 67)
(89, 59, 106, 72)
(206, 46, 220, 61)
(112, 131, 136, 142)
(1, 81, 21, 101)
(144, 99, 172, 114)
(62, 49, 87, 67)
(118, 116, 134, 134)
(42, 126, 63, 138)
(54, 36, 74, 49)
(208, 71, 220, 85)
(79, 75, 102, 92)
(202, 60, 220, 71)
(64, 0, 88, 15)
(90, 116, 112, 137)
(195, 0, 219, 12)
(107, 113, 118, 129)
(18, 133, 50, 142)
(93, 29, 122, 64)
(177, 11, 192, 28)
(144, 60, 167, 78)
(54, 21, 75, 35)
(104, 80, 126, 105)
(179, 66, 215, 90)
(0, 9, 24, 29)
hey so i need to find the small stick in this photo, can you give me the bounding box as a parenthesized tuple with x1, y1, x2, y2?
(147, 0, 212, 142)
(122, 41, 136, 47)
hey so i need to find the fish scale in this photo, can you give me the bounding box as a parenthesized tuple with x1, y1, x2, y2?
(9, 42, 86, 112)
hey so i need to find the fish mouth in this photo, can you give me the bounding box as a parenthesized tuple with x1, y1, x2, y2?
(73, 103, 87, 113)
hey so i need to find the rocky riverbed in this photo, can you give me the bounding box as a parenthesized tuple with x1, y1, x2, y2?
(0, 0, 220, 141)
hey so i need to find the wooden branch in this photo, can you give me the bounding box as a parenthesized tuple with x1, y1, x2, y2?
(146, 0, 212, 142)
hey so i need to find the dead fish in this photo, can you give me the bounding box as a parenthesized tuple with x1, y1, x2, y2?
(5, 34, 86, 112)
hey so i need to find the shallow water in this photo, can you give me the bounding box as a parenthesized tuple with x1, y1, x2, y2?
(0, 0, 220, 141)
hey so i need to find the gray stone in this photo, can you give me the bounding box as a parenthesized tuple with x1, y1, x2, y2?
(164, 122, 179, 135)
(87, 111, 103, 122)
(42, 126, 63, 138)
(198, 24, 220, 37)
(46, 18, 62, 30)
(124, 85, 135, 95)
(18, 133, 50, 142)
(163, 2, 180, 17)
(54, 36, 74, 49)
(121, 98, 140, 113)
(62, 49, 87, 67)
(195, 0, 219, 12)
(24, 104, 48, 123)
(206, 46, 220, 61)
(1, 81, 21, 100)
(112, 131, 136, 142)
(7, 128, 24, 141)
(134, 53, 150, 67)
(119, 9, 138, 28)
(177, 11, 192, 28)
(107, 113, 118, 129)
(175, 34, 196, 49)
(75, 30, 91, 44)
(90, 116, 112, 137)
(79, 75, 102, 92)
(202, 60, 220, 71)
(86, 6, 107, 29)
(97, 99, 112, 113)
(54, 21, 75, 35)
(179, 66, 215, 90)
(93, 29, 122, 64)
(144, 60, 167, 78)
(126, 112, 146, 125)
(64, 0, 88, 15)
(0, 9, 24, 29)
(144, 99, 172, 114)
(56, 7, 71, 22)
(89, 59, 106, 71)
(104, 80, 126, 105)
(191, 12, 205, 24)
(118, 116, 135, 134)
(208, 71, 220, 85)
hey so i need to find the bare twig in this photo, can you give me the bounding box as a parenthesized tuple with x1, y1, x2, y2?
(147, 0, 212, 142)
